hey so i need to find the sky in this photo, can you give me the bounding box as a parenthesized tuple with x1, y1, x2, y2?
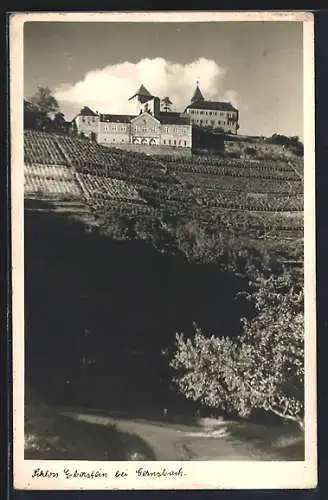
(24, 21, 303, 138)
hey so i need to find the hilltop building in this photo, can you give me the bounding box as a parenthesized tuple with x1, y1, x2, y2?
(72, 83, 240, 154)
(73, 85, 192, 155)
(184, 84, 239, 134)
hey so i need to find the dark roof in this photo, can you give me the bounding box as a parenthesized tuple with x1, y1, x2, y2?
(191, 85, 204, 103)
(185, 100, 238, 112)
(98, 112, 190, 125)
(129, 84, 154, 101)
(160, 111, 180, 117)
(100, 114, 134, 123)
(159, 113, 190, 125)
(79, 106, 98, 116)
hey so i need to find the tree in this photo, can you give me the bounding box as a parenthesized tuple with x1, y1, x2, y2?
(161, 97, 173, 112)
(69, 120, 78, 137)
(24, 100, 43, 130)
(53, 112, 66, 133)
(30, 86, 59, 118)
(169, 274, 304, 428)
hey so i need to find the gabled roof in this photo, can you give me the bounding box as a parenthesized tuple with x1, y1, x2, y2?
(129, 84, 154, 101)
(131, 111, 160, 124)
(185, 100, 238, 112)
(191, 85, 204, 103)
(79, 106, 98, 116)
(100, 114, 134, 123)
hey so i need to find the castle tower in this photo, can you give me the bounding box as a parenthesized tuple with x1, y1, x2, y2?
(190, 82, 205, 104)
(128, 84, 156, 116)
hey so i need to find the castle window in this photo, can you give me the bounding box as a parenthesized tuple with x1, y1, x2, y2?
(200, 120, 203, 124)
(184, 141, 187, 146)
(169, 139, 171, 145)
(163, 139, 166, 145)
(174, 139, 176, 145)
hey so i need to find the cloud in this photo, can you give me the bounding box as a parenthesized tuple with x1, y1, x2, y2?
(54, 57, 237, 117)
(222, 90, 239, 109)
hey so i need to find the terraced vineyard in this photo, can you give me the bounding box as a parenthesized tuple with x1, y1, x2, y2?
(24, 131, 67, 165)
(76, 173, 145, 203)
(23, 130, 304, 245)
(24, 163, 82, 198)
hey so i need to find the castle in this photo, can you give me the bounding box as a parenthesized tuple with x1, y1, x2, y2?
(184, 84, 239, 134)
(73, 83, 239, 155)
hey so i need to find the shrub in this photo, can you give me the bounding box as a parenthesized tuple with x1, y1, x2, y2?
(169, 274, 304, 428)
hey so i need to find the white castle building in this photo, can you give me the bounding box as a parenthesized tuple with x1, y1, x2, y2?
(72, 83, 239, 154)
(184, 84, 239, 134)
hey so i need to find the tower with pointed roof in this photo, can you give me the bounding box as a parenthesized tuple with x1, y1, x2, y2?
(190, 82, 205, 104)
(185, 81, 239, 134)
(129, 84, 154, 103)
(128, 84, 160, 118)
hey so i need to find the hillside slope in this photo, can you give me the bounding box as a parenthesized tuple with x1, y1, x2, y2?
(23, 131, 304, 451)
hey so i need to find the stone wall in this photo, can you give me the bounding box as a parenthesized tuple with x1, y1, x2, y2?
(224, 137, 294, 159)
(102, 143, 192, 157)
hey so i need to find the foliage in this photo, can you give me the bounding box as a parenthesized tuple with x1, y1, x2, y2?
(169, 274, 304, 427)
(268, 134, 304, 157)
(69, 120, 78, 137)
(30, 86, 59, 117)
(53, 112, 66, 133)
(245, 147, 257, 157)
(25, 88, 64, 132)
(161, 97, 173, 112)
(24, 100, 44, 130)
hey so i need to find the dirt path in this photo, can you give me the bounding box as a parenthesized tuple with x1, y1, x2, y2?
(60, 409, 286, 461)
